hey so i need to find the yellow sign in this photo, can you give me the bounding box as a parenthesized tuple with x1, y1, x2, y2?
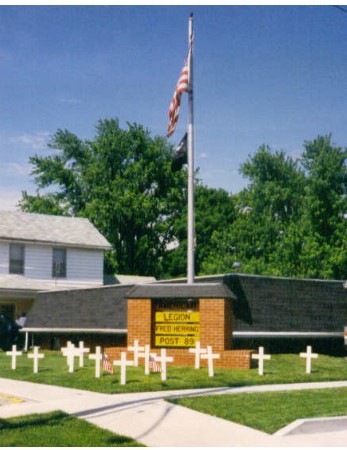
(155, 311, 200, 323)
(155, 335, 199, 347)
(155, 324, 200, 335)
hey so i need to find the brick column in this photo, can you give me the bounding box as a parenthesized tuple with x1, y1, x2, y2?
(127, 298, 152, 346)
(199, 298, 233, 352)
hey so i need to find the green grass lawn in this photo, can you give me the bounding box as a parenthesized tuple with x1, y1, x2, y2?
(0, 351, 346, 393)
(0, 351, 346, 444)
(0, 410, 143, 446)
(170, 387, 347, 434)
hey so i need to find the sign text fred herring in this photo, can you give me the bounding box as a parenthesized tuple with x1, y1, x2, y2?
(155, 312, 200, 323)
(155, 324, 200, 334)
(154, 311, 200, 347)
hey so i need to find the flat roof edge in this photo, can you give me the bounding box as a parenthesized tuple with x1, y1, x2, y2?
(23, 328, 127, 334)
(234, 331, 343, 338)
(127, 282, 235, 299)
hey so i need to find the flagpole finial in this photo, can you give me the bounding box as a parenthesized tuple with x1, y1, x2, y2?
(190, 12, 193, 18)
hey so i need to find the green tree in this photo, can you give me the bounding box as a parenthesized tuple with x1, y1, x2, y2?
(203, 137, 347, 280)
(301, 134, 347, 241)
(162, 184, 237, 278)
(202, 145, 305, 275)
(20, 118, 185, 277)
(299, 135, 347, 278)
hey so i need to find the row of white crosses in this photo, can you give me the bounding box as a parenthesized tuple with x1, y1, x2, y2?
(61, 339, 221, 384)
(116, 340, 174, 384)
(61, 341, 90, 373)
(6, 341, 319, 379)
(189, 342, 220, 376)
(129, 339, 221, 379)
(59, 339, 172, 384)
(6, 345, 44, 373)
(112, 339, 224, 384)
(251, 345, 319, 375)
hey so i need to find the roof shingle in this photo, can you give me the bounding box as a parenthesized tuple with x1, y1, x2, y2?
(0, 211, 111, 249)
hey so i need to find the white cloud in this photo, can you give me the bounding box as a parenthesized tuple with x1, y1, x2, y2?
(10, 132, 50, 151)
(198, 151, 208, 159)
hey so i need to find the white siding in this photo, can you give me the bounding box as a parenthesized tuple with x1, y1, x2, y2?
(0, 240, 104, 286)
(67, 248, 104, 283)
(25, 244, 52, 279)
(0, 242, 9, 274)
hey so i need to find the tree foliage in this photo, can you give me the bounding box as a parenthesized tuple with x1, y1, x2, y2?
(201, 135, 347, 280)
(162, 184, 236, 278)
(20, 122, 347, 281)
(20, 119, 185, 277)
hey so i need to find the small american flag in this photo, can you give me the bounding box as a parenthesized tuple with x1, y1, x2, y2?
(102, 354, 114, 374)
(167, 41, 192, 137)
(149, 355, 161, 373)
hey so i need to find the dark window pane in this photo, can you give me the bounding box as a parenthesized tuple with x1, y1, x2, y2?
(52, 248, 66, 278)
(9, 244, 24, 275)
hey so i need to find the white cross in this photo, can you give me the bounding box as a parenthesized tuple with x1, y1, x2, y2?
(128, 339, 145, 367)
(60, 341, 73, 356)
(300, 346, 318, 374)
(154, 348, 174, 381)
(62, 343, 80, 373)
(189, 341, 207, 369)
(6, 345, 22, 370)
(89, 346, 103, 378)
(138, 344, 157, 375)
(28, 346, 44, 373)
(78, 341, 90, 367)
(251, 347, 271, 376)
(200, 345, 220, 377)
(61, 341, 73, 361)
(113, 352, 135, 385)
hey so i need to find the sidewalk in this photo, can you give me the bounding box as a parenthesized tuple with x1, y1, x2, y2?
(1, 378, 347, 447)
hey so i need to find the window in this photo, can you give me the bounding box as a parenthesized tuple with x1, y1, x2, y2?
(9, 244, 25, 275)
(52, 248, 66, 278)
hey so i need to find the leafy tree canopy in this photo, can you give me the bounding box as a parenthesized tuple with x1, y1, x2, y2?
(20, 118, 185, 277)
(20, 123, 347, 281)
(201, 135, 347, 280)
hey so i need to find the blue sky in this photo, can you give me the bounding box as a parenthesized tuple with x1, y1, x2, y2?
(1, 5, 347, 210)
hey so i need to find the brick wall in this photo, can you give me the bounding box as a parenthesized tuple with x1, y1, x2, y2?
(104, 296, 255, 369)
(127, 298, 152, 344)
(199, 298, 233, 352)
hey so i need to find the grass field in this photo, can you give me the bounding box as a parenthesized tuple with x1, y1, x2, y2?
(0, 351, 346, 393)
(0, 351, 346, 445)
(0, 410, 143, 446)
(170, 387, 347, 434)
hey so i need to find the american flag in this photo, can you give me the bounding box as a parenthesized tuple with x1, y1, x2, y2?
(102, 353, 114, 374)
(167, 41, 192, 137)
(149, 355, 161, 372)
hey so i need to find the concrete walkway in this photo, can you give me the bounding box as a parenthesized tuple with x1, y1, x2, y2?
(1, 378, 347, 447)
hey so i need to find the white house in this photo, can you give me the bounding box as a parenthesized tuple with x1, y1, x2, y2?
(0, 211, 112, 321)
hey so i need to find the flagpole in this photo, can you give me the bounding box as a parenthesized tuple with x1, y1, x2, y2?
(187, 13, 195, 284)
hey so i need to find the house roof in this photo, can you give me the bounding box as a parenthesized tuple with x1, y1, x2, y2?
(0, 275, 105, 297)
(24, 284, 129, 333)
(22, 274, 347, 336)
(104, 274, 157, 285)
(0, 211, 112, 250)
(0, 275, 53, 292)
